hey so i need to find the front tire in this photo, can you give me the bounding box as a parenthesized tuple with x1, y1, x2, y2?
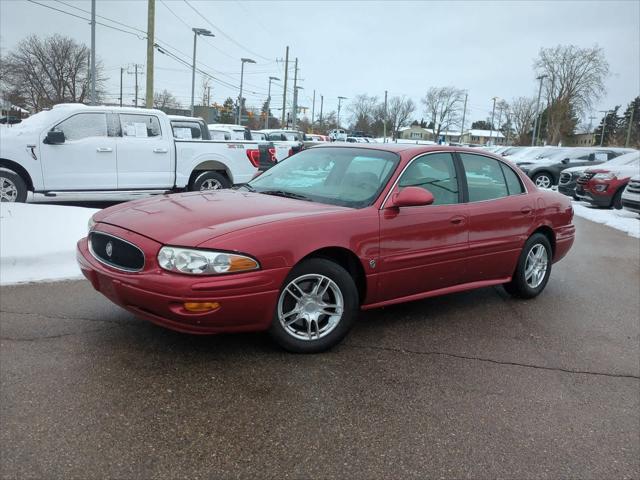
(504, 233, 552, 299)
(189, 171, 231, 191)
(269, 258, 359, 353)
(611, 188, 623, 210)
(0, 169, 27, 202)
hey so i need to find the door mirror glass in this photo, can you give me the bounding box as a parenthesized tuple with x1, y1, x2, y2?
(44, 130, 65, 145)
(390, 186, 434, 208)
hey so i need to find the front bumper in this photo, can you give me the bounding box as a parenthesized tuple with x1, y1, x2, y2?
(621, 197, 640, 214)
(558, 181, 577, 197)
(575, 185, 613, 207)
(76, 225, 288, 334)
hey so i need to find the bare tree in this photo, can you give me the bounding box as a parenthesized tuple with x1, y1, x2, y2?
(422, 86, 465, 140)
(347, 94, 379, 133)
(510, 96, 537, 145)
(387, 96, 416, 139)
(0, 34, 105, 112)
(153, 89, 181, 110)
(534, 44, 609, 144)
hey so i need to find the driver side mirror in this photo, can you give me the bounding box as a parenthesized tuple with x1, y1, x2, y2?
(561, 158, 570, 164)
(389, 186, 434, 208)
(44, 130, 65, 145)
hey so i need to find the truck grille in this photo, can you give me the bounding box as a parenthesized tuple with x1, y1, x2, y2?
(627, 180, 640, 194)
(89, 232, 145, 272)
(577, 172, 595, 185)
(559, 172, 574, 185)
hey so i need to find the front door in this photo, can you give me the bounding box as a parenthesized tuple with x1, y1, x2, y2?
(40, 112, 117, 190)
(377, 152, 468, 302)
(115, 113, 173, 189)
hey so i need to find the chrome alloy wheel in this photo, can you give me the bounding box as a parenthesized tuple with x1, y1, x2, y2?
(0, 176, 18, 202)
(535, 174, 552, 189)
(277, 274, 344, 341)
(524, 244, 548, 288)
(200, 178, 223, 190)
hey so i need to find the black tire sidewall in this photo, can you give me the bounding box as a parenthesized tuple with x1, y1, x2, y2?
(190, 171, 231, 191)
(612, 188, 623, 210)
(268, 258, 359, 353)
(506, 233, 553, 299)
(0, 169, 27, 202)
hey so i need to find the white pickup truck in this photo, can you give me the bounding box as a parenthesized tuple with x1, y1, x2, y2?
(0, 104, 273, 203)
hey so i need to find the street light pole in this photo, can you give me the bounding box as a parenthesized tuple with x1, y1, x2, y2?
(337, 96, 347, 129)
(266, 76, 279, 129)
(90, 0, 96, 105)
(532, 74, 547, 146)
(238, 57, 255, 125)
(489, 96, 498, 145)
(191, 28, 214, 117)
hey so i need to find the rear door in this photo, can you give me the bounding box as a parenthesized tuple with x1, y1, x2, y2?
(459, 152, 533, 282)
(40, 112, 117, 190)
(377, 152, 468, 301)
(115, 112, 173, 189)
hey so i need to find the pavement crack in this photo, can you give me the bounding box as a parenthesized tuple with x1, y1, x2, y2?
(0, 326, 116, 342)
(344, 343, 640, 380)
(0, 309, 129, 326)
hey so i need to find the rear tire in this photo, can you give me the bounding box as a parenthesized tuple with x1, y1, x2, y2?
(0, 169, 27, 202)
(611, 188, 623, 210)
(269, 258, 359, 353)
(504, 233, 552, 299)
(189, 171, 231, 191)
(532, 172, 554, 189)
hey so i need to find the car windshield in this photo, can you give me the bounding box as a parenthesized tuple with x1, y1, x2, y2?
(248, 147, 400, 208)
(603, 151, 639, 167)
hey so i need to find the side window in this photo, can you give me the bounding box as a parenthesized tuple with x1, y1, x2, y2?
(120, 114, 162, 138)
(500, 163, 525, 195)
(54, 113, 107, 141)
(398, 153, 459, 205)
(460, 153, 508, 202)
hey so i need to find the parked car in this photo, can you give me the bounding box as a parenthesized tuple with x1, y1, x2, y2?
(259, 129, 305, 156)
(0, 115, 22, 125)
(575, 151, 640, 208)
(208, 127, 231, 141)
(621, 175, 640, 214)
(168, 115, 210, 140)
(251, 130, 267, 141)
(78, 144, 574, 352)
(0, 104, 270, 202)
(328, 129, 347, 141)
(517, 148, 621, 188)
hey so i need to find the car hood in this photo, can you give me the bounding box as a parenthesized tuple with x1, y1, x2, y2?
(95, 190, 350, 246)
(585, 164, 640, 178)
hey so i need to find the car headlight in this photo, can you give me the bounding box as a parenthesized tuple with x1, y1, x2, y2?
(157, 246, 259, 275)
(87, 216, 96, 233)
(593, 172, 615, 180)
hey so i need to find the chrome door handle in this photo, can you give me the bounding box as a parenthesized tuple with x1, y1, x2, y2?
(153, 148, 168, 153)
(450, 216, 465, 225)
(96, 147, 113, 152)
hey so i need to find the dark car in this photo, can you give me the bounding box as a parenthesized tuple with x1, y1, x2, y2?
(517, 149, 622, 188)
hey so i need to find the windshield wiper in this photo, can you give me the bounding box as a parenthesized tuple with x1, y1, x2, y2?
(237, 184, 256, 192)
(259, 190, 312, 201)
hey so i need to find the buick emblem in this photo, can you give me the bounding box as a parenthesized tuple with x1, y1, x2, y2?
(105, 241, 113, 258)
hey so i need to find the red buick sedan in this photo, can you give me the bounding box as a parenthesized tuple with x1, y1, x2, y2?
(77, 145, 575, 352)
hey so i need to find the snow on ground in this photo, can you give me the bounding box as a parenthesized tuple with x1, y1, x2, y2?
(0, 203, 98, 285)
(572, 201, 640, 238)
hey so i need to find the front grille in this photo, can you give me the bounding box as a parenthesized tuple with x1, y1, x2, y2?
(89, 232, 145, 272)
(559, 172, 573, 185)
(577, 172, 595, 185)
(627, 180, 640, 194)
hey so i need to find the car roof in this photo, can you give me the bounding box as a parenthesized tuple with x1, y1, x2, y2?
(311, 143, 492, 156)
(168, 115, 203, 122)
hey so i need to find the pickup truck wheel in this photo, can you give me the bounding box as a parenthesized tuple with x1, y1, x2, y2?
(0, 169, 27, 203)
(190, 171, 231, 191)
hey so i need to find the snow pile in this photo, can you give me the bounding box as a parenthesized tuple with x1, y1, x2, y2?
(0, 203, 98, 285)
(572, 201, 640, 238)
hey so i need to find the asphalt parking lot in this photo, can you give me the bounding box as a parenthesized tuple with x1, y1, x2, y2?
(1, 216, 638, 479)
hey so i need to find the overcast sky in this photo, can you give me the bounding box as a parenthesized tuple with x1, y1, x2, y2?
(1, 0, 639, 127)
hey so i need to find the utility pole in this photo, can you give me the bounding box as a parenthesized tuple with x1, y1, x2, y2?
(626, 104, 635, 148)
(207, 86, 211, 105)
(532, 74, 547, 146)
(119, 67, 124, 107)
(460, 92, 468, 144)
(291, 58, 298, 129)
(337, 96, 347, 129)
(145, 0, 155, 108)
(319, 95, 323, 129)
(489, 96, 497, 145)
(90, 0, 96, 105)
(383, 90, 388, 142)
(266, 76, 279, 129)
(135, 64, 139, 107)
(599, 110, 610, 147)
(311, 89, 316, 132)
(281, 46, 289, 126)
(127, 64, 143, 107)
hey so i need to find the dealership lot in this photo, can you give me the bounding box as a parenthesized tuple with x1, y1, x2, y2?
(1, 215, 638, 479)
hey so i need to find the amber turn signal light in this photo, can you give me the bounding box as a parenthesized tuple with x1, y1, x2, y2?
(183, 302, 220, 312)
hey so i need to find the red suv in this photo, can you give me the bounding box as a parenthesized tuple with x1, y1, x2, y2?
(576, 152, 640, 209)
